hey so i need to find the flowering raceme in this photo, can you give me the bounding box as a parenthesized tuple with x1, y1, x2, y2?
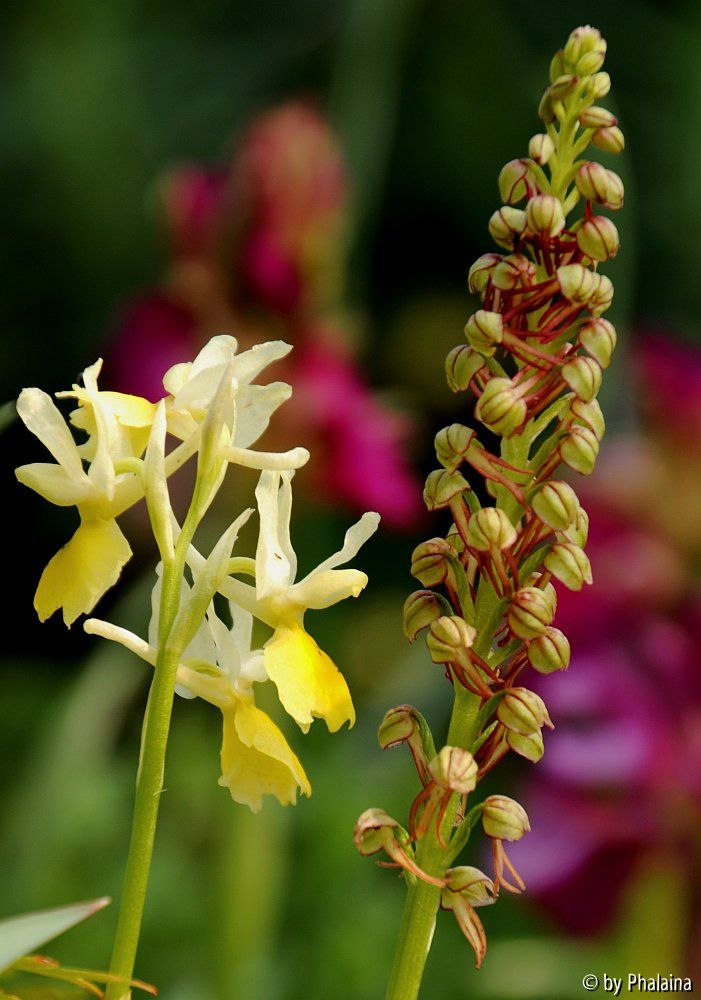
(17, 335, 378, 811)
(107, 101, 421, 527)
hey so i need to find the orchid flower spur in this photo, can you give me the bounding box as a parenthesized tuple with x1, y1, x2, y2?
(355, 26, 624, 998)
(16, 332, 378, 998)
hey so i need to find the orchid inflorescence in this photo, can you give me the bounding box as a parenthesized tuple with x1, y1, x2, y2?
(355, 25, 624, 990)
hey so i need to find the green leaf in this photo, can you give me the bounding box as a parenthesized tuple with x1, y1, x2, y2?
(0, 898, 110, 974)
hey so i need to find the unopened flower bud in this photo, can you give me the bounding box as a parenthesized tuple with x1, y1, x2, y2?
(560, 424, 600, 474)
(378, 706, 417, 750)
(506, 728, 545, 762)
(561, 356, 602, 403)
(588, 71, 611, 98)
(488, 206, 527, 250)
(423, 469, 469, 510)
(538, 89, 556, 124)
(466, 507, 517, 552)
(476, 377, 527, 435)
(571, 398, 605, 441)
(445, 344, 486, 392)
(556, 264, 597, 305)
(498, 687, 553, 736)
(464, 310, 503, 356)
(590, 273, 614, 315)
(579, 317, 616, 368)
(549, 74, 580, 101)
(528, 626, 571, 673)
(575, 161, 615, 204)
(602, 169, 624, 210)
(498, 159, 534, 204)
(482, 795, 531, 841)
(579, 105, 617, 129)
(491, 253, 537, 291)
(528, 133, 555, 165)
(532, 480, 580, 530)
(508, 587, 554, 639)
(564, 506, 589, 546)
(544, 541, 593, 590)
(549, 49, 565, 81)
(445, 866, 496, 906)
(446, 522, 466, 555)
(403, 590, 445, 642)
(592, 125, 625, 154)
(411, 537, 454, 587)
(353, 808, 402, 856)
(427, 615, 476, 666)
(526, 194, 565, 237)
(564, 26, 606, 75)
(576, 216, 619, 261)
(468, 253, 502, 295)
(429, 745, 478, 794)
(435, 423, 478, 472)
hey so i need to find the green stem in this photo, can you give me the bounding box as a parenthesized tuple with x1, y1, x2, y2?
(105, 489, 205, 998)
(385, 684, 484, 1000)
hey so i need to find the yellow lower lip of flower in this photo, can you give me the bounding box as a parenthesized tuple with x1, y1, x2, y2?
(219, 697, 311, 812)
(34, 517, 132, 626)
(263, 625, 356, 734)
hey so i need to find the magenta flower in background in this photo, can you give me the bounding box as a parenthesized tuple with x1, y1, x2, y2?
(106, 101, 421, 527)
(511, 333, 701, 935)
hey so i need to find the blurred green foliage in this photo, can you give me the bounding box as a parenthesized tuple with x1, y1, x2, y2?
(2, 1, 700, 997)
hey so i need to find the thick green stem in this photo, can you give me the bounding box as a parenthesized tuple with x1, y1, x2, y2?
(385, 685, 483, 1000)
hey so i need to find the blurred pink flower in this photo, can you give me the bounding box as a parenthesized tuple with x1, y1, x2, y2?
(105, 102, 420, 527)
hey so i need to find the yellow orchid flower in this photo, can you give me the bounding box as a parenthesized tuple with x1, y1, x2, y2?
(193, 469, 380, 734)
(85, 598, 311, 812)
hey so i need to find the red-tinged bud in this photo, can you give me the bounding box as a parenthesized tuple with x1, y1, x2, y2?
(528, 132, 555, 165)
(576, 215, 619, 261)
(435, 423, 478, 472)
(482, 795, 531, 841)
(532, 480, 580, 530)
(528, 626, 571, 673)
(498, 687, 553, 735)
(411, 537, 454, 587)
(491, 253, 537, 291)
(466, 507, 517, 552)
(464, 310, 504, 355)
(538, 89, 556, 124)
(353, 808, 403, 856)
(468, 253, 503, 295)
(592, 125, 625, 154)
(423, 469, 469, 510)
(444, 866, 496, 906)
(556, 263, 597, 305)
(564, 26, 606, 75)
(378, 705, 435, 783)
(564, 506, 589, 546)
(544, 541, 593, 590)
(445, 344, 486, 393)
(549, 74, 580, 101)
(570, 397, 606, 440)
(498, 159, 534, 204)
(587, 71, 611, 99)
(561, 356, 603, 402)
(428, 745, 478, 794)
(579, 317, 617, 368)
(426, 615, 476, 668)
(506, 727, 545, 762)
(475, 377, 527, 435)
(602, 169, 624, 210)
(590, 273, 614, 315)
(526, 194, 565, 236)
(488, 206, 527, 250)
(446, 522, 466, 556)
(508, 587, 554, 639)
(560, 423, 600, 474)
(574, 161, 611, 203)
(403, 590, 444, 642)
(441, 891, 487, 969)
(579, 105, 617, 129)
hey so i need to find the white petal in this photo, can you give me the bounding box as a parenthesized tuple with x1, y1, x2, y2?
(301, 511, 380, 580)
(15, 462, 91, 506)
(220, 444, 309, 471)
(288, 568, 369, 610)
(84, 618, 156, 666)
(16, 388, 84, 476)
(170, 336, 239, 411)
(255, 471, 294, 600)
(231, 340, 291, 386)
(233, 382, 292, 449)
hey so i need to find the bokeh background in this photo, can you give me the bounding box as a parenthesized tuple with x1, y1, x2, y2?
(3, 1, 701, 997)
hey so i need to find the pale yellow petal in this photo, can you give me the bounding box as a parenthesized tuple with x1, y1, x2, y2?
(263, 626, 355, 733)
(218, 698, 311, 812)
(15, 463, 90, 506)
(34, 518, 132, 626)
